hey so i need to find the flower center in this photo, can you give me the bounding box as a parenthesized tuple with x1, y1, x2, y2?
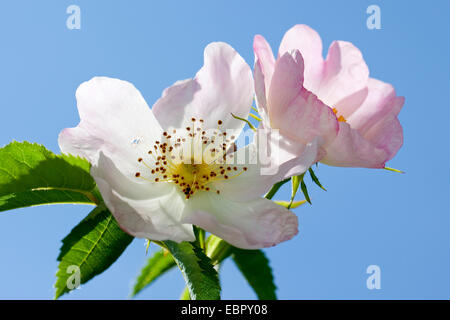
(332, 108, 347, 122)
(134, 118, 247, 199)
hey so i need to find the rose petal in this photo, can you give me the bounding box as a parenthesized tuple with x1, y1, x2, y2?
(267, 50, 305, 117)
(59, 77, 163, 176)
(212, 139, 316, 201)
(269, 84, 339, 148)
(278, 24, 324, 91)
(316, 41, 369, 107)
(152, 42, 253, 137)
(362, 97, 404, 160)
(254, 60, 270, 126)
(253, 34, 276, 91)
(92, 153, 195, 242)
(348, 78, 399, 133)
(320, 122, 389, 168)
(183, 192, 298, 249)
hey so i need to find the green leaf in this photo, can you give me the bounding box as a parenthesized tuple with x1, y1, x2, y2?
(54, 206, 133, 299)
(264, 178, 290, 200)
(0, 141, 98, 212)
(300, 177, 311, 204)
(309, 168, 327, 191)
(179, 234, 230, 300)
(291, 175, 301, 198)
(232, 248, 277, 300)
(163, 240, 221, 300)
(131, 249, 176, 297)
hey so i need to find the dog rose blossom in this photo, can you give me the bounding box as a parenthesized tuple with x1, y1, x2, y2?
(254, 24, 404, 168)
(58, 42, 302, 249)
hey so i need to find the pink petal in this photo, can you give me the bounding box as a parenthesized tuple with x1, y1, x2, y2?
(253, 60, 270, 125)
(320, 122, 389, 168)
(317, 41, 369, 108)
(333, 87, 368, 120)
(152, 42, 253, 136)
(278, 24, 324, 91)
(253, 34, 276, 92)
(344, 78, 405, 162)
(268, 83, 339, 148)
(363, 97, 404, 160)
(183, 192, 298, 249)
(267, 50, 305, 117)
(348, 78, 399, 134)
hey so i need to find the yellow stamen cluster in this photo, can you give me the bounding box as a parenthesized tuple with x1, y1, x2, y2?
(332, 108, 347, 122)
(134, 118, 247, 199)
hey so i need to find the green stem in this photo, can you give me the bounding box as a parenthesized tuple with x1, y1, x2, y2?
(205, 235, 232, 265)
(193, 226, 206, 250)
(198, 229, 205, 250)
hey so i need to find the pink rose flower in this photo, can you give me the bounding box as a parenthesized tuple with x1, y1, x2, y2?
(254, 24, 404, 168)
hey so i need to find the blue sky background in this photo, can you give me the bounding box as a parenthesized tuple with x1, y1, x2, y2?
(0, 0, 448, 299)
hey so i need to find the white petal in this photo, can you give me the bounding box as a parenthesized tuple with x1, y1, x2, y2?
(183, 192, 298, 249)
(91, 153, 195, 242)
(212, 138, 317, 201)
(59, 77, 163, 176)
(152, 42, 254, 137)
(211, 143, 275, 201)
